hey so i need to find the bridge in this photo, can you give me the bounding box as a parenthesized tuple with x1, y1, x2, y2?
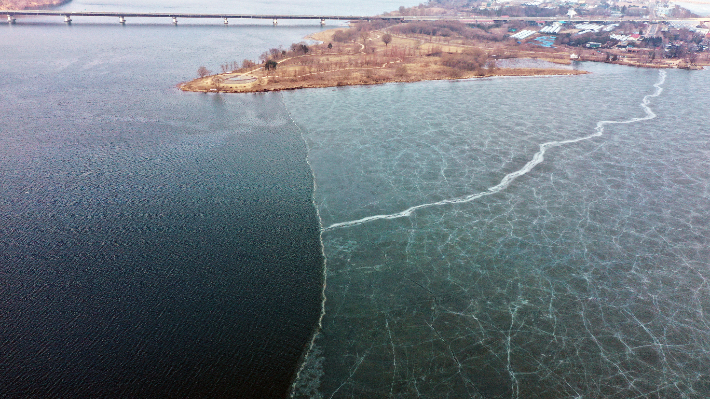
(2, 10, 707, 25)
(1, 10, 405, 25)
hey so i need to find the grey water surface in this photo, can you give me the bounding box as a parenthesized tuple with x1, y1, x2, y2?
(286, 64, 710, 398)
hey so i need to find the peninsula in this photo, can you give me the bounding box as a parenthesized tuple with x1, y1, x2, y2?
(180, 1, 709, 93)
(180, 24, 586, 94)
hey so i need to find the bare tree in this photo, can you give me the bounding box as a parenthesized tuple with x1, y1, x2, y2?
(270, 48, 283, 59)
(290, 43, 310, 54)
(242, 59, 256, 69)
(382, 33, 392, 47)
(197, 66, 211, 78)
(688, 49, 698, 65)
(213, 76, 225, 92)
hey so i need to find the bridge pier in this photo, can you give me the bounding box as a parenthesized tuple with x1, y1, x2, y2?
(272, 18, 277, 25)
(64, 15, 71, 23)
(224, 17, 228, 25)
(7, 15, 16, 24)
(172, 16, 178, 25)
(320, 18, 325, 26)
(119, 16, 126, 24)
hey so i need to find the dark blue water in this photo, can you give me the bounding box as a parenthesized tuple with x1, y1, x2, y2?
(0, 24, 326, 399)
(2, 0, 427, 396)
(0, 11, 349, 399)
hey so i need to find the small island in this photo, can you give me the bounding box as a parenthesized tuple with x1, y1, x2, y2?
(180, 2, 709, 94)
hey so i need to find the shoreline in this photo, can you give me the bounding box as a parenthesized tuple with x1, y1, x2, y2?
(180, 23, 707, 94)
(180, 67, 588, 94)
(179, 27, 591, 94)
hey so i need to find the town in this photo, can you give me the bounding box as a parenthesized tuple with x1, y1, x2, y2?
(387, 0, 710, 65)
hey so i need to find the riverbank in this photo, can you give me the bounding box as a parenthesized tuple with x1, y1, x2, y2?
(180, 27, 589, 94)
(180, 65, 587, 94)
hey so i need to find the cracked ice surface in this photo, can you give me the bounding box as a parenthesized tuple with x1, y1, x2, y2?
(286, 64, 710, 398)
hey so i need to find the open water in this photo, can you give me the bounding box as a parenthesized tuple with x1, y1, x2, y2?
(2, 2, 710, 399)
(674, 1, 710, 16)
(0, 0, 417, 397)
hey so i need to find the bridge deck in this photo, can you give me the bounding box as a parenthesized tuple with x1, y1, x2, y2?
(1, 10, 707, 23)
(1, 10, 395, 20)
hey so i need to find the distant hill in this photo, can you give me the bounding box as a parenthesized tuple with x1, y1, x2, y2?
(1, 0, 70, 10)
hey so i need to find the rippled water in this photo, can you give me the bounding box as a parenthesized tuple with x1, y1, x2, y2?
(0, 5, 363, 397)
(0, 24, 325, 399)
(286, 64, 710, 398)
(4, 1, 710, 397)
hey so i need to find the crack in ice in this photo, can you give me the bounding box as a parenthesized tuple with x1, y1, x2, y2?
(323, 70, 666, 232)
